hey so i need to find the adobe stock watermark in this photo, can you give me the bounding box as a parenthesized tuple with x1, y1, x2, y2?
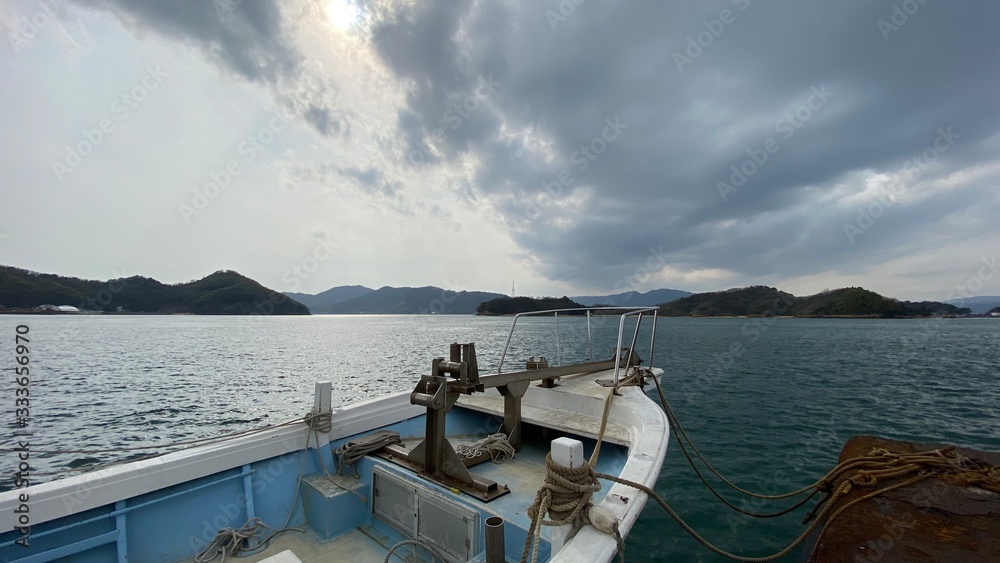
(5, 0, 62, 54)
(243, 235, 340, 321)
(213, 0, 243, 20)
(279, 236, 340, 294)
(710, 292, 797, 374)
(51, 66, 169, 182)
(78, 269, 130, 311)
(610, 246, 671, 295)
(418, 278, 465, 315)
(717, 84, 832, 201)
(897, 255, 996, 362)
(842, 126, 959, 243)
(945, 255, 998, 303)
(178, 110, 289, 223)
(509, 116, 627, 229)
(407, 75, 501, 168)
(544, 0, 589, 30)
(877, 0, 932, 41)
(188, 446, 301, 553)
(672, 0, 751, 73)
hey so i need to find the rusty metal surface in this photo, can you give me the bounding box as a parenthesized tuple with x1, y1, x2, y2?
(812, 435, 1000, 563)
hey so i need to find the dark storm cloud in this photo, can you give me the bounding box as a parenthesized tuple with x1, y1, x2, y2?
(366, 0, 1000, 289)
(71, 0, 343, 138)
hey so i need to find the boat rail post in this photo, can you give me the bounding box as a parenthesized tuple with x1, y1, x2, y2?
(549, 437, 585, 555)
(555, 311, 561, 366)
(586, 310, 593, 362)
(648, 311, 658, 369)
(313, 381, 332, 449)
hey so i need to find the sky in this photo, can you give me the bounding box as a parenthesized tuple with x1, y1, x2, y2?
(1, 0, 999, 301)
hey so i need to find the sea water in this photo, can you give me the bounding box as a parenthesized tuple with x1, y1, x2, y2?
(1, 314, 998, 561)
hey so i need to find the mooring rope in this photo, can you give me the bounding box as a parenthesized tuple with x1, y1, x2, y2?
(303, 408, 333, 433)
(521, 373, 627, 563)
(649, 372, 819, 501)
(616, 370, 1000, 561)
(521, 453, 614, 563)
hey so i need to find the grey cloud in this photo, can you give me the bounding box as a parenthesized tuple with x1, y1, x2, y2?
(365, 0, 1000, 291)
(72, 0, 344, 138)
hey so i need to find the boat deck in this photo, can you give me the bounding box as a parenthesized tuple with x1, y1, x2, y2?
(242, 424, 625, 563)
(245, 529, 386, 563)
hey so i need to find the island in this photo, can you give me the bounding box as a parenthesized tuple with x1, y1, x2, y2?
(0, 266, 309, 315)
(658, 286, 969, 318)
(476, 296, 586, 315)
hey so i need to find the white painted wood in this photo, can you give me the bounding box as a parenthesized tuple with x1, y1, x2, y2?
(551, 438, 584, 469)
(258, 549, 303, 563)
(312, 381, 333, 448)
(550, 437, 585, 555)
(314, 381, 332, 414)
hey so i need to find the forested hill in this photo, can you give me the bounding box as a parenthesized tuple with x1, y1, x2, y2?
(0, 266, 309, 315)
(323, 286, 505, 314)
(658, 286, 970, 318)
(476, 296, 586, 315)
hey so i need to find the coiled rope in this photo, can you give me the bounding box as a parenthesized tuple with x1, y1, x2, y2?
(456, 432, 516, 463)
(194, 517, 303, 563)
(334, 430, 402, 475)
(521, 380, 626, 563)
(521, 453, 617, 563)
(194, 408, 327, 562)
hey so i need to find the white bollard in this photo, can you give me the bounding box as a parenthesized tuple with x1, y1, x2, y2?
(549, 437, 584, 554)
(313, 381, 332, 448)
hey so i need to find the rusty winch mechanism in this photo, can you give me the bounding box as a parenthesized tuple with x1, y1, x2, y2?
(376, 343, 642, 501)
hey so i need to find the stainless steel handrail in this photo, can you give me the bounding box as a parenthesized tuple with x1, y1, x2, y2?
(496, 306, 659, 389)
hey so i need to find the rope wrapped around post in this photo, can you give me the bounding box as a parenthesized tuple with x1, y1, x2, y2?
(521, 453, 623, 563)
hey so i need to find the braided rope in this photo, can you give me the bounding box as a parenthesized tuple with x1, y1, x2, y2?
(456, 433, 516, 463)
(194, 517, 303, 563)
(334, 430, 401, 474)
(521, 453, 608, 563)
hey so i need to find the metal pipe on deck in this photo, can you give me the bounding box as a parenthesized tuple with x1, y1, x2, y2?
(485, 516, 505, 563)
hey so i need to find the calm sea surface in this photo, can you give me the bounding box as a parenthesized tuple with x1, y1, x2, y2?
(2, 314, 999, 561)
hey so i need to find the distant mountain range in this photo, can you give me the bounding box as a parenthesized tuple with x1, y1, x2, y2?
(285, 285, 373, 310)
(945, 295, 1000, 315)
(0, 266, 309, 315)
(285, 286, 693, 314)
(572, 288, 692, 306)
(5, 264, 991, 319)
(322, 286, 506, 314)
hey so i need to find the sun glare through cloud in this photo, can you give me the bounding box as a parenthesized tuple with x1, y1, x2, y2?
(325, 0, 361, 31)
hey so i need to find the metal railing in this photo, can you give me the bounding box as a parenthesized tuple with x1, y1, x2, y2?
(496, 306, 659, 389)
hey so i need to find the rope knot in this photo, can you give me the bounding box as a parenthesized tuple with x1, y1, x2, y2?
(851, 470, 878, 488)
(304, 408, 332, 433)
(522, 453, 612, 563)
